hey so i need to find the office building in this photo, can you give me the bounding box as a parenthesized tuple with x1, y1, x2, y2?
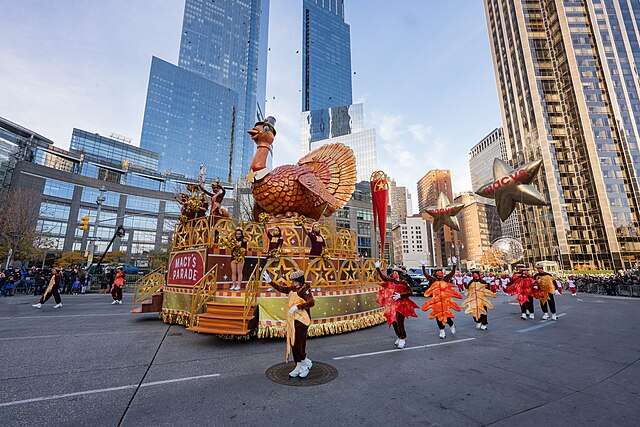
(454, 192, 502, 269)
(140, 0, 269, 182)
(389, 180, 409, 227)
(485, 0, 640, 269)
(469, 127, 520, 239)
(302, 0, 352, 112)
(392, 214, 436, 268)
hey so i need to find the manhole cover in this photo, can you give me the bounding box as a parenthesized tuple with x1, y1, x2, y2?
(265, 361, 338, 387)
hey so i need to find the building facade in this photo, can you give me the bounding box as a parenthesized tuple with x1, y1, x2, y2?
(389, 180, 409, 227)
(468, 127, 520, 239)
(454, 192, 502, 269)
(140, 0, 270, 183)
(417, 169, 457, 266)
(302, 0, 352, 112)
(392, 214, 436, 268)
(485, 0, 640, 270)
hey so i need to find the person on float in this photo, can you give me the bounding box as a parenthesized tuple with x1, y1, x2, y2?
(506, 265, 536, 320)
(262, 269, 315, 378)
(464, 271, 495, 331)
(32, 268, 63, 309)
(420, 260, 458, 338)
(110, 266, 125, 305)
(228, 228, 247, 291)
(374, 261, 419, 349)
(533, 267, 559, 320)
(305, 222, 326, 257)
(266, 226, 284, 258)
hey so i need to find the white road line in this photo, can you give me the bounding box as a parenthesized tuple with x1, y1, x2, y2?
(0, 330, 151, 341)
(0, 373, 221, 407)
(516, 313, 567, 333)
(333, 337, 476, 360)
(0, 313, 134, 321)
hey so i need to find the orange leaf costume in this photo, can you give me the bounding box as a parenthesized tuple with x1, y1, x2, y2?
(422, 280, 462, 324)
(534, 275, 556, 305)
(462, 281, 496, 319)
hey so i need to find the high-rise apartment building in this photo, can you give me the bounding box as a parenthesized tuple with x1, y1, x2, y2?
(140, 0, 269, 182)
(485, 0, 640, 270)
(389, 180, 409, 227)
(455, 192, 502, 269)
(302, 0, 352, 112)
(417, 169, 456, 267)
(469, 127, 520, 239)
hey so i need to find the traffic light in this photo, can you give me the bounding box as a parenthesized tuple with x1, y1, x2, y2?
(79, 215, 90, 232)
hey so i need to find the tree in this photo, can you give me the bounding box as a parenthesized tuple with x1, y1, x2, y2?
(145, 248, 170, 270)
(0, 188, 48, 264)
(101, 250, 128, 265)
(58, 251, 84, 267)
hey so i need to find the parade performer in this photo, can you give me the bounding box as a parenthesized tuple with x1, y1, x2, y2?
(506, 266, 536, 320)
(453, 272, 465, 293)
(262, 270, 315, 378)
(567, 275, 576, 296)
(110, 266, 125, 305)
(227, 229, 247, 291)
(534, 267, 559, 320)
(462, 271, 496, 331)
(199, 179, 230, 219)
(374, 261, 418, 349)
(420, 260, 460, 339)
(32, 268, 62, 309)
(305, 222, 326, 257)
(266, 226, 284, 258)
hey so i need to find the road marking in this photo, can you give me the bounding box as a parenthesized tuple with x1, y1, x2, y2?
(517, 313, 567, 333)
(0, 330, 153, 341)
(333, 337, 476, 360)
(0, 313, 134, 321)
(0, 373, 221, 407)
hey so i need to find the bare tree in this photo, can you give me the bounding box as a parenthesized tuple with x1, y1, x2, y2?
(0, 188, 47, 263)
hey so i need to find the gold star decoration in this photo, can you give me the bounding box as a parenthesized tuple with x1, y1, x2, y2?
(475, 158, 547, 221)
(425, 192, 465, 231)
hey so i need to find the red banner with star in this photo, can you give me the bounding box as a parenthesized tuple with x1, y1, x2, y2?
(370, 171, 389, 258)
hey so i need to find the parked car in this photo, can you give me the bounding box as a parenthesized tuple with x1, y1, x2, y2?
(408, 274, 429, 295)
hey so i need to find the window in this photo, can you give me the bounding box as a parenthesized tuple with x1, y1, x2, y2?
(356, 210, 373, 221)
(36, 220, 67, 236)
(43, 180, 75, 199)
(39, 202, 70, 220)
(81, 188, 119, 207)
(126, 195, 160, 212)
(357, 222, 371, 235)
(124, 215, 158, 230)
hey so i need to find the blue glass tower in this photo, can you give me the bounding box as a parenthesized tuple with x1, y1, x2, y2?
(302, 0, 352, 111)
(140, 0, 269, 182)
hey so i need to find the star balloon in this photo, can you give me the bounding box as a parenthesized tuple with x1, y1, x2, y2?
(475, 158, 547, 221)
(425, 192, 465, 231)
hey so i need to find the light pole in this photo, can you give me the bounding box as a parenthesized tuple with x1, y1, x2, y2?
(87, 186, 107, 267)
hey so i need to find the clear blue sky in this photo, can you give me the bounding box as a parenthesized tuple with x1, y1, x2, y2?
(0, 0, 502, 210)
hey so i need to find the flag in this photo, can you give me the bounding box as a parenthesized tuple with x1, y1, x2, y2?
(370, 171, 389, 258)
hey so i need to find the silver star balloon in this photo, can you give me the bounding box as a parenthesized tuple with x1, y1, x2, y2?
(475, 158, 547, 221)
(425, 192, 465, 231)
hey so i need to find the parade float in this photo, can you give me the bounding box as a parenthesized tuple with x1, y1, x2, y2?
(131, 117, 387, 338)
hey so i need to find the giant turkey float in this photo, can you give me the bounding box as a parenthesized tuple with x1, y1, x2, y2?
(131, 116, 387, 338)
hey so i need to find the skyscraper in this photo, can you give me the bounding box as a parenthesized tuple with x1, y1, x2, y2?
(485, 0, 640, 270)
(389, 180, 409, 226)
(302, 0, 352, 112)
(454, 192, 502, 268)
(140, 0, 269, 182)
(469, 127, 520, 239)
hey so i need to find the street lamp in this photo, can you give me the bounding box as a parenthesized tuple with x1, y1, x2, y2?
(87, 186, 107, 266)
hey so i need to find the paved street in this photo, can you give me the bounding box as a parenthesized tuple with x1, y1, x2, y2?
(0, 291, 639, 426)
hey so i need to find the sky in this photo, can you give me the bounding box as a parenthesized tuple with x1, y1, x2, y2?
(0, 0, 502, 212)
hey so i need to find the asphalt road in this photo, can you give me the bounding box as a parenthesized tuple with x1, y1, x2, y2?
(0, 291, 639, 426)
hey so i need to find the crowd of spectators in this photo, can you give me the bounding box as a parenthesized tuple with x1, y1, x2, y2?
(0, 266, 90, 297)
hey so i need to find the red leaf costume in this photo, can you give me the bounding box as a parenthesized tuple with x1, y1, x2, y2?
(377, 281, 418, 327)
(505, 276, 535, 305)
(421, 280, 462, 324)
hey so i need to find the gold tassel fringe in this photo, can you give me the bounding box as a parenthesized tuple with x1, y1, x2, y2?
(162, 311, 191, 327)
(257, 311, 386, 339)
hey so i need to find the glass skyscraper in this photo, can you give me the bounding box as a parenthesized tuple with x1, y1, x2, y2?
(302, 0, 352, 111)
(140, 0, 269, 182)
(485, 0, 640, 270)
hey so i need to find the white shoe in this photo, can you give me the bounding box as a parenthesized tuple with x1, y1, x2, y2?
(118, 300, 122, 304)
(521, 313, 527, 320)
(542, 313, 549, 320)
(551, 313, 558, 321)
(450, 324, 456, 335)
(299, 365, 310, 378)
(32, 303, 42, 309)
(397, 339, 406, 349)
(53, 303, 62, 309)
(439, 329, 446, 339)
(394, 338, 400, 346)
(529, 313, 535, 319)
(480, 324, 487, 331)
(302, 357, 313, 369)
(111, 300, 118, 305)
(475, 323, 482, 330)
(289, 362, 304, 378)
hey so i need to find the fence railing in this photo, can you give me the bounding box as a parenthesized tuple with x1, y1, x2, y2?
(577, 282, 640, 297)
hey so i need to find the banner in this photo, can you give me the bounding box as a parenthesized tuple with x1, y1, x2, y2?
(167, 249, 206, 286)
(370, 171, 389, 258)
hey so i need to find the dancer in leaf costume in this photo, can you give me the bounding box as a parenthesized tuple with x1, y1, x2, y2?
(534, 267, 559, 321)
(419, 260, 460, 339)
(375, 261, 418, 349)
(506, 266, 535, 320)
(462, 272, 496, 331)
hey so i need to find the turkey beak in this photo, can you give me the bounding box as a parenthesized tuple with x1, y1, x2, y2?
(247, 128, 259, 139)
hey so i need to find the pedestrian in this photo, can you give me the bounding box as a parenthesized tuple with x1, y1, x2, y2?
(3, 273, 15, 297)
(32, 268, 62, 309)
(375, 261, 418, 349)
(110, 266, 125, 304)
(420, 260, 460, 339)
(262, 269, 315, 378)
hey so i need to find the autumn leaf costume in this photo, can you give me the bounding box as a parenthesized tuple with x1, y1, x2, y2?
(533, 269, 559, 321)
(462, 274, 496, 330)
(376, 266, 418, 349)
(505, 269, 536, 320)
(421, 265, 461, 339)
